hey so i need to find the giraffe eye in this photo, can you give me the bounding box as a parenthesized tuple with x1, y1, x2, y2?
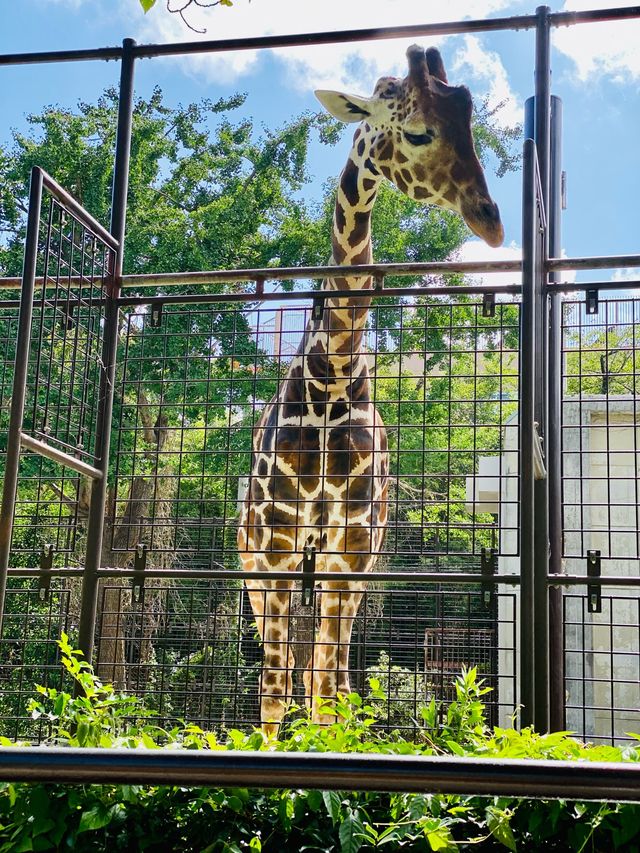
(404, 130, 434, 146)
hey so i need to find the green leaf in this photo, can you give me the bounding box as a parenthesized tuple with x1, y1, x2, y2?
(139, 0, 156, 11)
(486, 806, 517, 852)
(338, 809, 364, 853)
(78, 805, 112, 834)
(322, 790, 342, 825)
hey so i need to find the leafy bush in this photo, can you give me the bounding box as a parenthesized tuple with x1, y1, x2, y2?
(0, 634, 638, 852)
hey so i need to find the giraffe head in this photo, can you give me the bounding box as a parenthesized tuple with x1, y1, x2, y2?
(315, 45, 504, 248)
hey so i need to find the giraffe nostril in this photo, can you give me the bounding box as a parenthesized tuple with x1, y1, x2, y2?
(480, 201, 497, 220)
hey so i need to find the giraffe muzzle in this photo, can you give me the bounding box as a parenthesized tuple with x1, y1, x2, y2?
(464, 197, 504, 248)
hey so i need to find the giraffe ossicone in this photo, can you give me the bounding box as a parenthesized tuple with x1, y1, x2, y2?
(238, 44, 504, 736)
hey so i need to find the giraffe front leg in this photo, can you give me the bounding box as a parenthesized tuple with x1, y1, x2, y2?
(256, 587, 295, 736)
(307, 585, 364, 725)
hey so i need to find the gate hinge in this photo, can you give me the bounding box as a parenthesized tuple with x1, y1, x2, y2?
(586, 288, 599, 316)
(482, 292, 496, 318)
(301, 546, 316, 608)
(586, 549, 602, 614)
(132, 543, 147, 604)
(39, 543, 54, 601)
(312, 296, 324, 323)
(481, 546, 497, 609)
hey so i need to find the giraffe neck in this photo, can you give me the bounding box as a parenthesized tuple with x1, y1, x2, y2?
(312, 137, 382, 367)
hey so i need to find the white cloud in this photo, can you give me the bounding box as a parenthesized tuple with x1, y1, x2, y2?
(554, 0, 640, 81)
(455, 238, 522, 287)
(132, 0, 515, 93)
(452, 35, 522, 127)
(611, 268, 640, 282)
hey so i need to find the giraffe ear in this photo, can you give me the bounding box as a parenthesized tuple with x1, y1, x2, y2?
(314, 90, 373, 123)
(426, 47, 448, 84)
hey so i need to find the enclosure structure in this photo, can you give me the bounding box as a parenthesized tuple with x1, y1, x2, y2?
(0, 6, 639, 763)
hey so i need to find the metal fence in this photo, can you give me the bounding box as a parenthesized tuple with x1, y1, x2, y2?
(0, 6, 639, 788)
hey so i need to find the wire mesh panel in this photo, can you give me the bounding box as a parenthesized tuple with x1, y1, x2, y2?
(7, 187, 114, 564)
(562, 297, 640, 566)
(92, 578, 516, 734)
(111, 296, 520, 567)
(565, 592, 640, 743)
(0, 580, 77, 741)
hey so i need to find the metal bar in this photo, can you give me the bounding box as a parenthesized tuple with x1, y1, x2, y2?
(547, 254, 640, 272)
(532, 5, 551, 733)
(39, 172, 119, 251)
(1, 7, 639, 68)
(0, 167, 43, 629)
(0, 46, 123, 66)
(76, 38, 134, 664)
(547, 95, 565, 732)
(547, 279, 640, 293)
(120, 259, 523, 288)
(520, 138, 540, 729)
(118, 284, 521, 308)
(18, 432, 103, 480)
(0, 748, 639, 801)
(5, 567, 640, 586)
(132, 16, 540, 60)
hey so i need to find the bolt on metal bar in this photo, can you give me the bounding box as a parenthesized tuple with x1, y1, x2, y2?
(1, 748, 639, 802)
(18, 433, 103, 480)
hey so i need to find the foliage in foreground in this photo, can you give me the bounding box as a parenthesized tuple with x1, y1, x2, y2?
(0, 635, 639, 852)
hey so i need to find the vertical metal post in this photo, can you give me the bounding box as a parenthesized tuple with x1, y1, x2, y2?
(520, 138, 539, 729)
(77, 39, 136, 661)
(0, 168, 44, 632)
(521, 5, 553, 732)
(547, 97, 565, 731)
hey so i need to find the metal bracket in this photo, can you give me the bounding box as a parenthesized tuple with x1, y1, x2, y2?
(586, 288, 599, 316)
(481, 547, 497, 609)
(533, 422, 547, 481)
(150, 303, 163, 328)
(301, 545, 316, 608)
(132, 543, 147, 604)
(586, 549, 602, 614)
(39, 543, 54, 601)
(482, 292, 496, 318)
(373, 274, 384, 292)
(312, 296, 324, 323)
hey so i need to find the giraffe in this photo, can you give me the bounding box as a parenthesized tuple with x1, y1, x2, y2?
(238, 45, 504, 735)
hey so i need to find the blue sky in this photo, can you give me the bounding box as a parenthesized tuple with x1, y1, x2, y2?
(1, 0, 639, 286)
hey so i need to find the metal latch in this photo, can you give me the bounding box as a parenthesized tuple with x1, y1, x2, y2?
(301, 545, 316, 608)
(482, 292, 496, 318)
(150, 303, 163, 328)
(312, 296, 324, 323)
(132, 543, 147, 604)
(586, 288, 599, 316)
(39, 543, 54, 601)
(481, 547, 497, 609)
(586, 549, 601, 614)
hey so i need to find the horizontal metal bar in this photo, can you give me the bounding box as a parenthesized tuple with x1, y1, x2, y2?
(547, 253, 640, 272)
(548, 574, 640, 587)
(0, 748, 639, 802)
(1, 8, 639, 68)
(119, 283, 521, 307)
(121, 259, 523, 288)
(39, 169, 120, 252)
(5, 567, 521, 585)
(0, 46, 123, 66)
(547, 279, 640, 294)
(19, 432, 103, 480)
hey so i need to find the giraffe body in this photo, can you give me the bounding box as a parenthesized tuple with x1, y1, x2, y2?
(238, 45, 503, 734)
